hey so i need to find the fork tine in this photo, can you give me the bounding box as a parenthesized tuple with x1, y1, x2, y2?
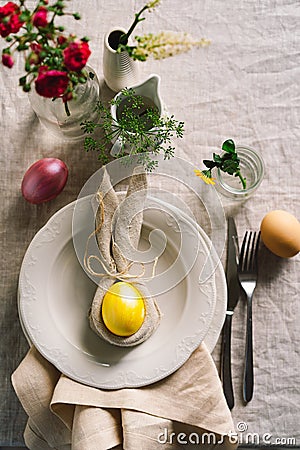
(250, 232, 260, 271)
(239, 231, 260, 272)
(241, 231, 253, 272)
(245, 232, 253, 271)
(239, 231, 249, 271)
(251, 231, 261, 271)
(249, 232, 257, 270)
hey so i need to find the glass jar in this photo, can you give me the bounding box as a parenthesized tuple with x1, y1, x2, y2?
(216, 145, 265, 200)
(28, 66, 100, 141)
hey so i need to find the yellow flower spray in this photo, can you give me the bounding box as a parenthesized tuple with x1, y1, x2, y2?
(117, 1, 210, 61)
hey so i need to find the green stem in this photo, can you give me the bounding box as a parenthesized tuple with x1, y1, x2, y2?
(237, 170, 247, 189)
(64, 101, 70, 116)
(119, 5, 148, 45)
(6, 38, 18, 50)
(104, 128, 122, 141)
(50, 11, 57, 26)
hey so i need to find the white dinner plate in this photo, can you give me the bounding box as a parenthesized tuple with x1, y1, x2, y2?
(18, 196, 224, 389)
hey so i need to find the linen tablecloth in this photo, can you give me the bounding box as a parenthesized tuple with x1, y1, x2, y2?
(0, 0, 299, 447)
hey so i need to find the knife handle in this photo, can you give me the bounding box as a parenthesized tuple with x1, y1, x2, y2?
(221, 313, 234, 410)
(243, 292, 254, 403)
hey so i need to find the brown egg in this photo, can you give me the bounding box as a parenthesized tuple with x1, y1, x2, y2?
(260, 210, 300, 258)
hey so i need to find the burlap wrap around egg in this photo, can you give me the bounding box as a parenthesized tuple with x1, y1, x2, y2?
(88, 167, 161, 347)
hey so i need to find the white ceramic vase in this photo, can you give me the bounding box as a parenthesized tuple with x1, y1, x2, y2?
(103, 27, 140, 92)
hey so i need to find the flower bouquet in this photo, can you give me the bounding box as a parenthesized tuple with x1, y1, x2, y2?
(0, 1, 99, 138)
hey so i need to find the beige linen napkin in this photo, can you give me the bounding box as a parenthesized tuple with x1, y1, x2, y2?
(12, 343, 238, 450)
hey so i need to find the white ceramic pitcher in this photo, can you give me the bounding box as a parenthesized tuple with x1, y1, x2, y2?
(110, 74, 163, 157)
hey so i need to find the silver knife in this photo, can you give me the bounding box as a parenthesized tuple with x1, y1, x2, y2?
(221, 216, 240, 410)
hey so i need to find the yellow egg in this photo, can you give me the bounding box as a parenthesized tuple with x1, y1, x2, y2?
(260, 210, 300, 258)
(102, 282, 145, 336)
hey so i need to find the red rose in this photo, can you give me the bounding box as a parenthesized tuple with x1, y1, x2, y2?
(63, 41, 91, 72)
(2, 53, 14, 68)
(33, 6, 48, 28)
(9, 12, 24, 32)
(35, 68, 69, 98)
(0, 2, 24, 37)
(0, 2, 18, 17)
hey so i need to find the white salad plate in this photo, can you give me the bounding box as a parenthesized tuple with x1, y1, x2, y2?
(18, 195, 226, 389)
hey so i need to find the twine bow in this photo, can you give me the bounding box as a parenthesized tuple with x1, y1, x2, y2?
(83, 193, 157, 282)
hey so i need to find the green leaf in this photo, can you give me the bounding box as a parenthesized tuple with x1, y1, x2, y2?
(81, 120, 97, 134)
(213, 153, 222, 163)
(222, 139, 235, 154)
(19, 11, 31, 22)
(203, 159, 216, 169)
(25, 60, 31, 71)
(23, 84, 31, 92)
(19, 76, 27, 86)
(83, 136, 98, 152)
(223, 159, 239, 175)
(17, 44, 29, 51)
(28, 33, 38, 41)
(26, 22, 33, 33)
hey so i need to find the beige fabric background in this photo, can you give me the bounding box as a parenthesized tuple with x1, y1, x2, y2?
(0, 0, 299, 446)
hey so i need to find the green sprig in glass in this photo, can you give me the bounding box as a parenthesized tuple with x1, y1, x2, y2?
(195, 139, 247, 189)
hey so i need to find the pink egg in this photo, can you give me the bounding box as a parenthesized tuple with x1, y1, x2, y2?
(21, 158, 68, 204)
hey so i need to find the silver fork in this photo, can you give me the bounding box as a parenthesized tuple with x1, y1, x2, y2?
(238, 231, 260, 403)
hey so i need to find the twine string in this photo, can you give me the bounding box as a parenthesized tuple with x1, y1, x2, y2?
(83, 192, 158, 282)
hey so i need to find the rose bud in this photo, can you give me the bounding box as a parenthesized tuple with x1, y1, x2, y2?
(30, 42, 42, 54)
(33, 6, 48, 28)
(57, 35, 67, 46)
(2, 53, 14, 68)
